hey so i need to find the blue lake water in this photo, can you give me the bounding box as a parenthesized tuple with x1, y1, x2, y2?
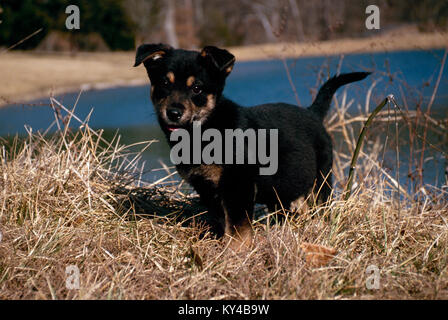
(1, 49, 447, 187)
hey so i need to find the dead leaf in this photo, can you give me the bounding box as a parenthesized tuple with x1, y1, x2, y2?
(189, 245, 203, 270)
(300, 242, 337, 267)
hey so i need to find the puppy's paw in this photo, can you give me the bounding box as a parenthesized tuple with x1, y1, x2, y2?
(224, 225, 254, 253)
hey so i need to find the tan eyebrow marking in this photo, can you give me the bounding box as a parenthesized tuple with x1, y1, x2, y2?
(166, 71, 175, 84)
(186, 76, 195, 87)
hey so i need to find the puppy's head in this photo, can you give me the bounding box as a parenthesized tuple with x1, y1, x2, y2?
(134, 43, 235, 133)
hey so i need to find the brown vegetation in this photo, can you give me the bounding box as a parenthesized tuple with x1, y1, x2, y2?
(0, 90, 446, 299)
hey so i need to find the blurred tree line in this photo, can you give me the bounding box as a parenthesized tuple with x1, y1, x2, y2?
(0, 0, 135, 50)
(0, 0, 447, 51)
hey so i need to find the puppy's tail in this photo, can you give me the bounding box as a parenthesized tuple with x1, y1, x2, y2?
(309, 72, 371, 120)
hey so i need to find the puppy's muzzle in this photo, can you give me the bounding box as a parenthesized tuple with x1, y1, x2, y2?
(166, 103, 184, 122)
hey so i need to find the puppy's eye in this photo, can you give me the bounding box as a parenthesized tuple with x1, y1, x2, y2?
(162, 78, 170, 86)
(192, 84, 202, 95)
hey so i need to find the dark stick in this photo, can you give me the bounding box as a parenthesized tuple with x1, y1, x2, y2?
(344, 96, 391, 201)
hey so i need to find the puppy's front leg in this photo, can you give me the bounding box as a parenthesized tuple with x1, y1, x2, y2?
(219, 177, 256, 251)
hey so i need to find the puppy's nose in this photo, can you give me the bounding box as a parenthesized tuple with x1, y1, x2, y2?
(166, 103, 184, 122)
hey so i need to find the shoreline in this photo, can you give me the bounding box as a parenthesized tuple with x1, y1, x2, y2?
(0, 78, 149, 108)
(1, 30, 447, 108)
(228, 31, 447, 61)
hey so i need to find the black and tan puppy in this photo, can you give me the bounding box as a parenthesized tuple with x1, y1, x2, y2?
(134, 43, 369, 248)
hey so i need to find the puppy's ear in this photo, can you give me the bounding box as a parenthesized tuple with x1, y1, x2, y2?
(134, 43, 172, 67)
(199, 46, 235, 76)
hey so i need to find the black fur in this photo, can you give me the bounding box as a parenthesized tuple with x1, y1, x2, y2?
(309, 72, 370, 119)
(134, 44, 370, 239)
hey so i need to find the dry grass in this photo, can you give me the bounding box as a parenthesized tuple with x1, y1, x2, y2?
(0, 89, 447, 300)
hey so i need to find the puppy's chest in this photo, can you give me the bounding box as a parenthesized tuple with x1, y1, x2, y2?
(177, 164, 223, 188)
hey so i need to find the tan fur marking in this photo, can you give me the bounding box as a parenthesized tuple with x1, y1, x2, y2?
(224, 214, 253, 252)
(201, 94, 215, 117)
(166, 71, 175, 84)
(290, 196, 309, 213)
(189, 164, 223, 187)
(223, 184, 256, 253)
(206, 94, 215, 108)
(142, 51, 165, 64)
(193, 94, 216, 122)
(186, 76, 195, 87)
(226, 65, 233, 73)
(201, 50, 207, 57)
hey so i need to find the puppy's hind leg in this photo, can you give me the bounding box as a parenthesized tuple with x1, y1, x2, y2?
(315, 143, 333, 206)
(317, 171, 332, 206)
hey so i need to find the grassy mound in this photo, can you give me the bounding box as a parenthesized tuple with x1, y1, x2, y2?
(0, 97, 447, 299)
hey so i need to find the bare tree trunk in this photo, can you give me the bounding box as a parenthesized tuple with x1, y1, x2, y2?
(184, 0, 196, 49)
(165, 0, 179, 47)
(194, 0, 203, 23)
(321, 0, 332, 39)
(125, 0, 153, 46)
(288, 0, 305, 41)
(252, 4, 276, 42)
